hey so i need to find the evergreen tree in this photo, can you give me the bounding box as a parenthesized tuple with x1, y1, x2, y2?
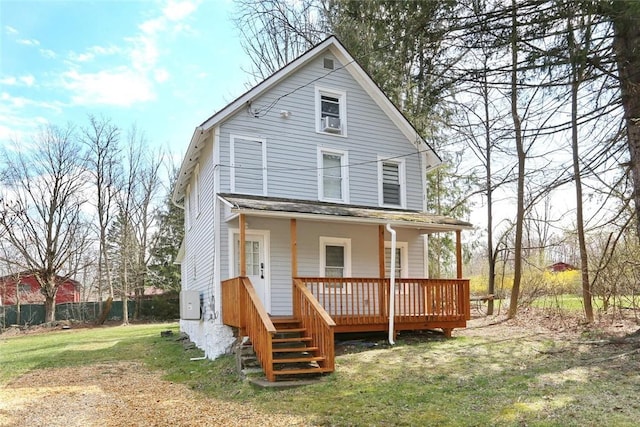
(148, 185, 184, 292)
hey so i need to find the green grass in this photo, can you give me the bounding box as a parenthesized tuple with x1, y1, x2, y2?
(531, 294, 585, 311)
(2, 322, 639, 426)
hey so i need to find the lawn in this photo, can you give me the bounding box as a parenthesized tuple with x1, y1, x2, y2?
(1, 319, 639, 426)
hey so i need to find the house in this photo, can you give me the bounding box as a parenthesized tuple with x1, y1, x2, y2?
(0, 272, 80, 306)
(172, 36, 473, 381)
(548, 262, 576, 273)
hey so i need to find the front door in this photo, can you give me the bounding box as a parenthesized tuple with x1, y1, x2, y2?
(234, 232, 270, 312)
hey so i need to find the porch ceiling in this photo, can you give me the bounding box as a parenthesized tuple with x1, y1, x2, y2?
(218, 193, 473, 232)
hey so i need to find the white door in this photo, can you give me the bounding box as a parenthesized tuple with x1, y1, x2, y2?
(234, 233, 269, 312)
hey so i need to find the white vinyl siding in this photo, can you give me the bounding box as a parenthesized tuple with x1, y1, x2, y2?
(230, 135, 267, 195)
(378, 158, 406, 208)
(318, 148, 349, 203)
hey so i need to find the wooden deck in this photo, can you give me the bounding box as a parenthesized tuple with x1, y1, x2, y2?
(297, 277, 470, 336)
(222, 276, 470, 381)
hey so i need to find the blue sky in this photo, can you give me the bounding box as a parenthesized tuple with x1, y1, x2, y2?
(0, 0, 252, 157)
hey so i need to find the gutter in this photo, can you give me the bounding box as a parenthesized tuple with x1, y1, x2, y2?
(386, 223, 397, 345)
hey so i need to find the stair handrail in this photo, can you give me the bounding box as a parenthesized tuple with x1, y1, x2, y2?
(293, 278, 336, 373)
(240, 277, 277, 380)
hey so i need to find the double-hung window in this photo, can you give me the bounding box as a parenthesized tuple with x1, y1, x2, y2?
(378, 158, 405, 207)
(316, 86, 347, 136)
(384, 242, 408, 278)
(318, 148, 349, 203)
(320, 237, 351, 291)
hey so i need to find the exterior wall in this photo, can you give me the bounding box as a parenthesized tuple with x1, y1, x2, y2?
(217, 214, 427, 317)
(180, 132, 235, 359)
(217, 52, 424, 209)
(0, 275, 79, 305)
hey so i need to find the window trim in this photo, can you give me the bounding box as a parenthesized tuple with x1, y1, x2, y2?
(318, 147, 349, 203)
(378, 157, 406, 208)
(230, 134, 268, 195)
(319, 236, 352, 293)
(315, 86, 347, 137)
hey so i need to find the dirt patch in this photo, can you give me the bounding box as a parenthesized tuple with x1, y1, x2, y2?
(0, 362, 307, 427)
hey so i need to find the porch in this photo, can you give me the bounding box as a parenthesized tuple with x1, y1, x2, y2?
(222, 275, 469, 381)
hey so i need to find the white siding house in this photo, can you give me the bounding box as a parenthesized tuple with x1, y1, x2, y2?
(172, 36, 471, 361)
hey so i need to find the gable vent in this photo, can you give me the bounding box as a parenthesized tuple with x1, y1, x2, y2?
(323, 57, 334, 70)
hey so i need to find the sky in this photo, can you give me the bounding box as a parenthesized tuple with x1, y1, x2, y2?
(0, 0, 252, 158)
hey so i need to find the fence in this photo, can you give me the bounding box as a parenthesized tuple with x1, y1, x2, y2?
(0, 296, 178, 327)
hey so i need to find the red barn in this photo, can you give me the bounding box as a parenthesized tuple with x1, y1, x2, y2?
(547, 262, 576, 273)
(0, 272, 81, 305)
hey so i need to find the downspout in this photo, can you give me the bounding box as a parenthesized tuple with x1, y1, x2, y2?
(386, 223, 396, 345)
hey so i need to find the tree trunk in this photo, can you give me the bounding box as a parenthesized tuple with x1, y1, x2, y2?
(96, 296, 113, 325)
(44, 296, 55, 323)
(508, 0, 525, 319)
(568, 13, 594, 323)
(608, 2, 640, 240)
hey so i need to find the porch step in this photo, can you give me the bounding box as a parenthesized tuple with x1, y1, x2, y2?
(273, 346, 319, 353)
(273, 367, 328, 376)
(272, 336, 312, 343)
(274, 356, 326, 363)
(236, 315, 331, 383)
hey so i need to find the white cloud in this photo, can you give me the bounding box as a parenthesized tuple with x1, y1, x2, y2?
(0, 75, 36, 87)
(17, 38, 40, 46)
(61, 68, 155, 106)
(5, 25, 18, 35)
(40, 49, 56, 59)
(154, 69, 170, 83)
(163, 0, 199, 21)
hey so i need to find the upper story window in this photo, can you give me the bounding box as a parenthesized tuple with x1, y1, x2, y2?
(378, 158, 406, 208)
(318, 148, 349, 203)
(230, 134, 267, 196)
(316, 86, 347, 136)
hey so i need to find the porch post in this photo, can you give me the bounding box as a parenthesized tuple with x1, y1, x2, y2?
(378, 225, 385, 278)
(456, 229, 462, 279)
(239, 213, 246, 276)
(291, 219, 298, 277)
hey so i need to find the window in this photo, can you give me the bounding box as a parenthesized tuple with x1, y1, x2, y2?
(185, 184, 191, 230)
(320, 237, 351, 289)
(194, 164, 200, 217)
(230, 135, 267, 195)
(318, 148, 349, 202)
(315, 86, 347, 136)
(378, 159, 406, 207)
(384, 242, 408, 278)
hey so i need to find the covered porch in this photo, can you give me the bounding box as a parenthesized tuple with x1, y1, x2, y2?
(220, 194, 472, 381)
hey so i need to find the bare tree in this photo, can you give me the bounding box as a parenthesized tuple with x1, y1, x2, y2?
(233, 0, 326, 81)
(81, 115, 121, 324)
(0, 125, 89, 322)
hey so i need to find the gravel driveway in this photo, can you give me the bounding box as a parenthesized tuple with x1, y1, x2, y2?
(0, 362, 307, 427)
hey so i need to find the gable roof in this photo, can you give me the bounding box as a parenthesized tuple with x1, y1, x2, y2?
(173, 35, 442, 203)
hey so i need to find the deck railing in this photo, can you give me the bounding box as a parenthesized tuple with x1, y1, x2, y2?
(221, 277, 277, 381)
(293, 278, 336, 373)
(297, 277, 470, 330)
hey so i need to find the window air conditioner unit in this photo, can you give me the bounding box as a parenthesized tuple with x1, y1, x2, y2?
(322, 116, 341, 133)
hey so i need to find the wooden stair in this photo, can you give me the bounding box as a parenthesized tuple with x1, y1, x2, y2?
(238, 316, 331, 382)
